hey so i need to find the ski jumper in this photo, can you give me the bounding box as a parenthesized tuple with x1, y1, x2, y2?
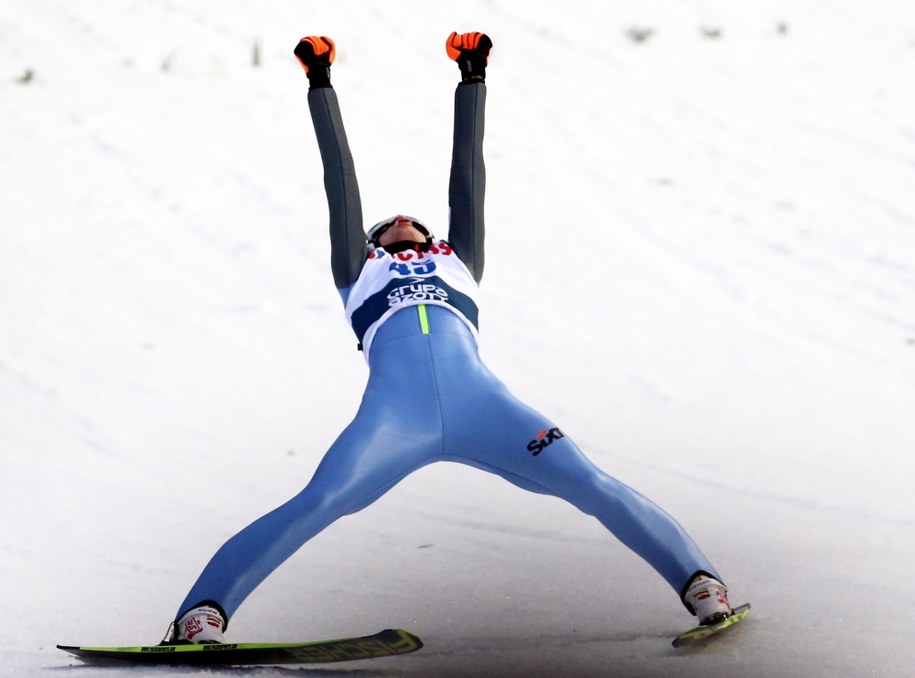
(176, 82, 721, 624)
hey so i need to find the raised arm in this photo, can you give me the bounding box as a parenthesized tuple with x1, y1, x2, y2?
(295, 37, 368, 291)
(445, 32, 492, 284)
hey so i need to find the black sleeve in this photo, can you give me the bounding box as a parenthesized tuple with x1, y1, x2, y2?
(447, 82, 486, 283)
(307, 87, 368, 290)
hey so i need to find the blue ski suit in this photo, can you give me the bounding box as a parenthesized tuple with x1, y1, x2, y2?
(176, 79, 721, 625)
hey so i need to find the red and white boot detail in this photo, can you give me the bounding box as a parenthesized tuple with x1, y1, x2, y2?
(683, 574, 731, 625)
(173, 604, 226, 644)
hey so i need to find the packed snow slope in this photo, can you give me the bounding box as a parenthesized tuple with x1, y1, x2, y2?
(2, 1, 914, 676)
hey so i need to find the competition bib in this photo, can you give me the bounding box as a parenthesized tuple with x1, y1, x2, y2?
(344, 241, 480, 356)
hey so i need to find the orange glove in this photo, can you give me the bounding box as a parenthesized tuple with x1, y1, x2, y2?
(294, 36, 335, 72)
(294, 36, 335, 88)
(445, 31, 492, 82)
(446, 32, 491, 61)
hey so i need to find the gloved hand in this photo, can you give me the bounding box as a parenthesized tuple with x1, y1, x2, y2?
(445, 31, 492, 82)
(294, 36, 335, 89)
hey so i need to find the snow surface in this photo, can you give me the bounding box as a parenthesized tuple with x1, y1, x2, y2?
(2, 1, 915, 676)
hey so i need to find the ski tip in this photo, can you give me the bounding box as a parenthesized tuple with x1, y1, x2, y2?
(382, 628, 424, 651)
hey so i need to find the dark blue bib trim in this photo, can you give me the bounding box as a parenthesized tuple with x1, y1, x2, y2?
(350, 275, 479, 342)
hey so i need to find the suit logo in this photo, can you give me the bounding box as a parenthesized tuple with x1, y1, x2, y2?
(526, 427, 564, 456)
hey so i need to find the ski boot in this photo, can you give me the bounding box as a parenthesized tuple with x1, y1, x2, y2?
(683, 573, 732, 625)
(161, 602, 226, 645)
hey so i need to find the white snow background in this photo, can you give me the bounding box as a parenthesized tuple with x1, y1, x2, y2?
(2, 1, 914, 676)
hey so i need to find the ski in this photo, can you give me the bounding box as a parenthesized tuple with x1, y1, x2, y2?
(672, 603, 750, 648)
(57, 628, 422, 666)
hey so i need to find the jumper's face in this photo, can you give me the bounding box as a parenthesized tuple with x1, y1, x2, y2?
(375, 215, 427, 247)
